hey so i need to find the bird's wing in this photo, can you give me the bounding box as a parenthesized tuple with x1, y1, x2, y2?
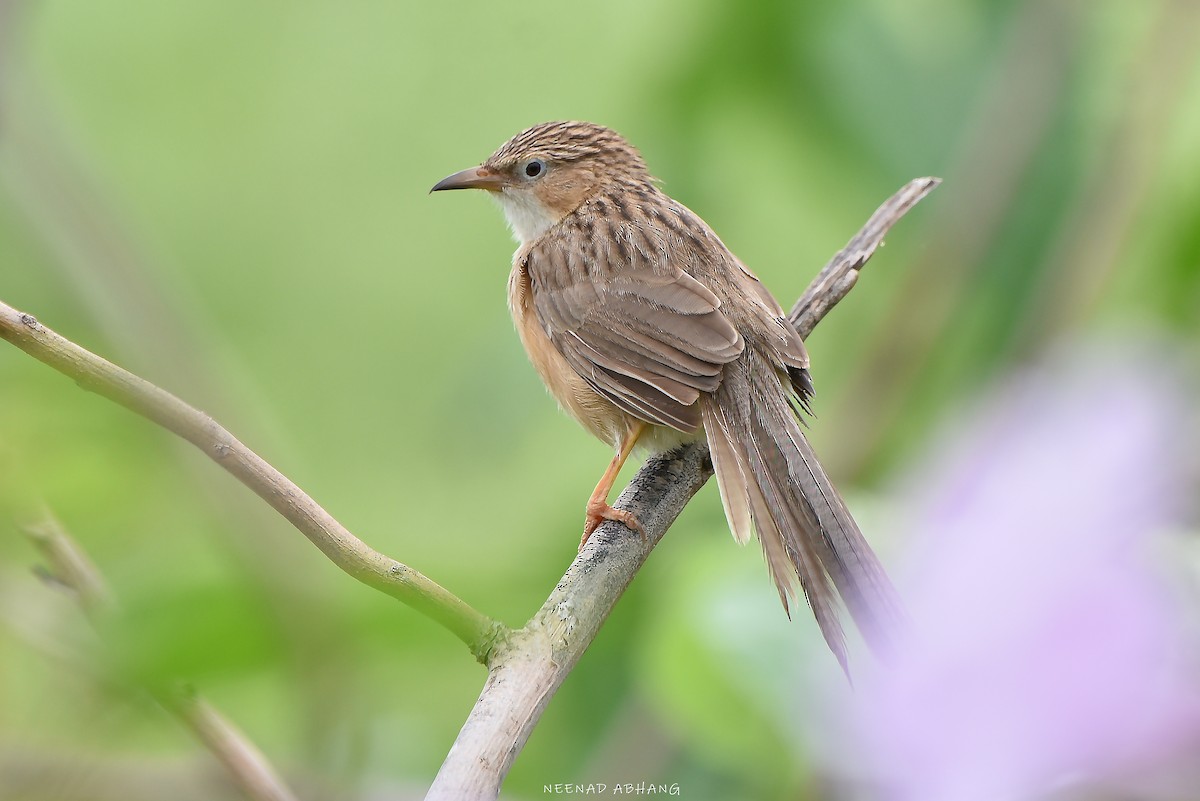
(524, 211, 744, 433)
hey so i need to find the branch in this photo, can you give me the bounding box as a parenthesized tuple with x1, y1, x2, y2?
(426, 177, 940, 800)
(789, 177, 945, 336)
(0, 304, 505, 661)
(23, 511, 114, 620)
(22, 511, 302, 801)
(164, 690, 301, 801)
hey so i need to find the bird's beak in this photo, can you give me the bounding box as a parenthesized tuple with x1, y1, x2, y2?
(430, 166, 506, 193)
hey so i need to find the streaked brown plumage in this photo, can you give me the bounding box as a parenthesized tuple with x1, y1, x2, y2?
(432, 121, 900, 670)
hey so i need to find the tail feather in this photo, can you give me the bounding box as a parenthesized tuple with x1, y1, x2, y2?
(703, 351, 902, 668)
(706, 410, 754, 545)
(743, 411, 851, 670)
(749, 356, 904, 650)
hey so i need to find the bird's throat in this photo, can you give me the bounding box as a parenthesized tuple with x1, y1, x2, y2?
(493, 189, 562, 245)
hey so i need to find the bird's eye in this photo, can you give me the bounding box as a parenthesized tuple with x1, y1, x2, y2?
(524, 160, 545, 178)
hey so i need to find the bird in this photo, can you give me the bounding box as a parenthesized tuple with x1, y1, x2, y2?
(431, 121, 900, 669)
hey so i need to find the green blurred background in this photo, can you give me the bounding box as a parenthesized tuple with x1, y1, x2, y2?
(1, 1, 1198, 798)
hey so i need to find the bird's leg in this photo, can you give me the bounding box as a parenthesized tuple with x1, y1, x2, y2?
(581, 421, 647, 549)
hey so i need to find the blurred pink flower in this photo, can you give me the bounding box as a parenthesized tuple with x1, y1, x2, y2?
(842, 339, 1200, 801)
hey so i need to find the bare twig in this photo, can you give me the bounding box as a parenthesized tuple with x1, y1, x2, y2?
(22, 510, 114, 620)
(425, 177, 940, 801)
(0, 304, 505, 661)
(789, 178, 942, 335)
(22, 512, 302, 801)
(164, 691, 301, 801)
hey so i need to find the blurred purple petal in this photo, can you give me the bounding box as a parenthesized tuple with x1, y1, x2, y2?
(838, 338, 1200, 801)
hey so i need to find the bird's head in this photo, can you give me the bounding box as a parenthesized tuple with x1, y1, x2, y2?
(431, 121, 652, 244)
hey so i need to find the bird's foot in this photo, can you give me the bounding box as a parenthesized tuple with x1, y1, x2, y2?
(580, 500, 646, 550)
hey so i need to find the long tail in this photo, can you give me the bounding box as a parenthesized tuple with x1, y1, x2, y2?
(702, 350, 902, 673)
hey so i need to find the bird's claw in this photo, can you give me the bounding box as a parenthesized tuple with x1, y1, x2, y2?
(580, 501, 646, 550)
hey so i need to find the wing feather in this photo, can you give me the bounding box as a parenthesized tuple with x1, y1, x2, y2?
(527, 212, 743, 432)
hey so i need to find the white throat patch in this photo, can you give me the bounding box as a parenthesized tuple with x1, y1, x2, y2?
(493, 189, 559, 245)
